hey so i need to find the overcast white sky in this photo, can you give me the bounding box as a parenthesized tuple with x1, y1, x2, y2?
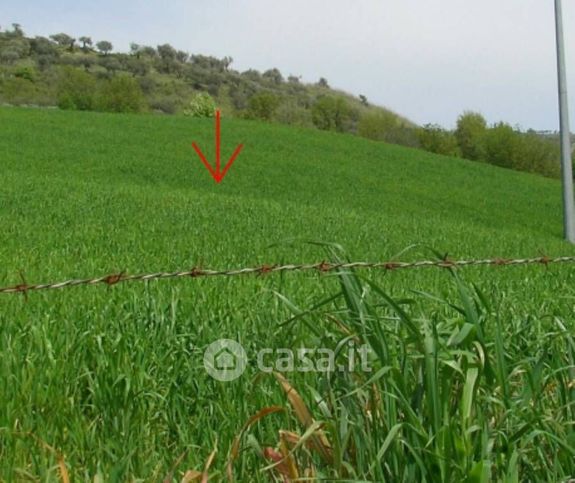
(2, 0, 574, 130)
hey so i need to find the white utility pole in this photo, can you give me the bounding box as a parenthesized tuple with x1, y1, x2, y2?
(555, 0, 575, 243)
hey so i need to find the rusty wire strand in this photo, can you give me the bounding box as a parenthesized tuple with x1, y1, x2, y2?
(1, 256, 574, 296)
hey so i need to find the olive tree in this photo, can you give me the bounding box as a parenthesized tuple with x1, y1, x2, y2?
(96, 40, 113, 55)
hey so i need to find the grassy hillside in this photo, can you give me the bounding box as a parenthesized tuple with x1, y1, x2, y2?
(0, 107, 569, 275)
(1, 107, 575, 481)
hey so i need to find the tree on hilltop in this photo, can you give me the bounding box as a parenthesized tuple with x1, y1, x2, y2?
(157, 43, 178, 73)
(129, 43, 141, 58)
(96, 40, 113, 55)
(50, 33, 76, 51)
(78, 36, 92, 51)
(263, 68, 283, 85)
(7, 23, 24, 37)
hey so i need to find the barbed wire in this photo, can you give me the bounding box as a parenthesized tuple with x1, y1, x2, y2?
(1, 256, 574, 296)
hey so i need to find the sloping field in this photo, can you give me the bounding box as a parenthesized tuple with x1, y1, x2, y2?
(1, 107, 575, 480)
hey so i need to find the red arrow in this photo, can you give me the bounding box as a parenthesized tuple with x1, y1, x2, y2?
(192, 110, 244, 183)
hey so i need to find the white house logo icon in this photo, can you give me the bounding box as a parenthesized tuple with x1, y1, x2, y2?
(203, 339, 247, 382)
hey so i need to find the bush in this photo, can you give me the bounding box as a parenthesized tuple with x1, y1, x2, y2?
(515, 132, 560, 177)
(246, 92, 281, 121)
(0, 39, 29, 64)
(311, 96, 352, 132)
(455, 111, 487, 161)
(57, 67, 97, 110)
(482, 123, 521, 169)
(274, 101, 313, 128)
(358, 110, 400, 142)
(229, 82, 256, 111)
(13, 65, 37, 82)
(97, 56, 122, 75)
(137, 75, 156, 95)
(481, 123, 561, 177)
(0, 77, 36, 104)
(262, 68, 283, 85)
(384, 125, 420, 149)
(149, 95, 181, 114)
(98, 75, 144, 113)
(418, 124, 459, 157)
(183, 92, 216, 117)
(358, 110, 419, 148)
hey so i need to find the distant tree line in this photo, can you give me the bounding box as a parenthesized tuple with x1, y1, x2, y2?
(0, 24, 570, 179)
(416, 112, 568, 178)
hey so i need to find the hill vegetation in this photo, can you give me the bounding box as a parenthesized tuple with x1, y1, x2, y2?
(0, 23, 572, 180)
(1, 107, 575, 480)
(0, 24, 410, 133)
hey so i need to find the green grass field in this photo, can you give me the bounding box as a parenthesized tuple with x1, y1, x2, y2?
(1, 107, 575, 481)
